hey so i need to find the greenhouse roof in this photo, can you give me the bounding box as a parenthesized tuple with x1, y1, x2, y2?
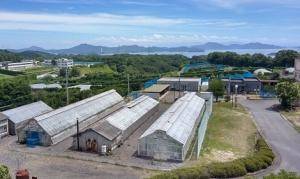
(35, 90, 123, 139)
(105, 95, 159, 131)
(140, 92, 205, 145)
(2, 101, 53, 124)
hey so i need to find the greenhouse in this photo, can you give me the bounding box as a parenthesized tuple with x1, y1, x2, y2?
(17, 89, 124, 146)
(138, 92, 205, 161)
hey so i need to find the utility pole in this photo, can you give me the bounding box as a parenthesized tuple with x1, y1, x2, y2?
(235, 84, 238, 108)
(66, 67, 69, 105)
(127, 74, 130, 97)
(178, 72, 181, 97)
(76, 119, 80, 151)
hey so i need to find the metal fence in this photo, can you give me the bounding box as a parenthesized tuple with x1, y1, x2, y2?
(197, 92, 213, 158)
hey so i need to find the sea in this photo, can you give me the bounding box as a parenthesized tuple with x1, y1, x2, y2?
(126, 48, 299, 58)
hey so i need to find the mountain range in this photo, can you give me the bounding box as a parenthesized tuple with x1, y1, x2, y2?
(7, 42, 283, 55)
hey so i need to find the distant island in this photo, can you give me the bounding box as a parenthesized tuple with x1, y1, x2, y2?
(7, 42, 282, 55)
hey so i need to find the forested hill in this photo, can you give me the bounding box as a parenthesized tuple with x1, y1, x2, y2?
(0, 50, 54, 62)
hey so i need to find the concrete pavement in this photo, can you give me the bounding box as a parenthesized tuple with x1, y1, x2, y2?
(239, 98, 300, 174)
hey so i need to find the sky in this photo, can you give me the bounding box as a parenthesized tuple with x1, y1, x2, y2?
(0, 0, 299, 49)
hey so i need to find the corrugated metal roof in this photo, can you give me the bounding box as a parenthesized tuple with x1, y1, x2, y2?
(35, 89, 123, 137)
(0, 113, 8, 121)
(140, 92, 205, 145)
(143, 84, 169, 93)
(105, 95, 159, 131)
(2, 101, 53, 124)
(158, 77, 200, 82)
(91, 120, 121, 141)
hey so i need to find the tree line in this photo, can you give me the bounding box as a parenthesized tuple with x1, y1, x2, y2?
(191, 50, 299, 67)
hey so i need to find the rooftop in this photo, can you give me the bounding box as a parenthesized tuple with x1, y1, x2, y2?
(34, 90, 123, 140)
(0, 113, 8, 121)
(2, 101, 53, 124)
(143, 84, 169, 93)
(90, 120, 121, 141)
(140, 92, 205, 145)
(105, 95, 159, 131)
(158, 77, 200, 82)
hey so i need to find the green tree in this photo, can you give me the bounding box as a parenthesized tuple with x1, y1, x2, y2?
(208, 79, 224, 102)
(275, 50, 299, 67)
(276, 82, 300, 108)
(264, 170, 300, 179)
(0, 165, 11, 179)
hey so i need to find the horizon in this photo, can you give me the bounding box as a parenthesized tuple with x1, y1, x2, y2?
(0, 0, 300, 49)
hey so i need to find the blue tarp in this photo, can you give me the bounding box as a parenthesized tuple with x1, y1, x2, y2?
(144, 79, 157, 88)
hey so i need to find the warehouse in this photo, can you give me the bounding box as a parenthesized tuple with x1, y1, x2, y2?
(142, 84, 170, 100)
(157, 77, 201, 92)
(1, 101, 53, 135)
(138, 92, 205, 162)
(17, 90, 124, 146)
(0, 113, 8, 138)
(73, 95, 159, 153)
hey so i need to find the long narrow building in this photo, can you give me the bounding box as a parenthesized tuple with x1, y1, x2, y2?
(17, 90, 124, 146)
(138, 92, 205, 162)
(73, 95, 159, 153)
(1, 101, 53, 135)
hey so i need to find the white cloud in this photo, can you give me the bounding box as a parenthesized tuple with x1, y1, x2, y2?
(0, 11, 248, 33)
(192, 0, 300, 9)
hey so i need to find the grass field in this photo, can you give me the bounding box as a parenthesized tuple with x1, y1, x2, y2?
(281, 110, 300, 132)
(190, 102, 258, 166)
(79, 64, 114, 75)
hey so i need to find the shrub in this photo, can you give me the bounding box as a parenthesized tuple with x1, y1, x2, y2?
(151, 172, 179, 179)
(263, 169, 300, 179)
(0, 165, 11, 179)
(207, 161, 247, 178)
(174, 167, 209, 179)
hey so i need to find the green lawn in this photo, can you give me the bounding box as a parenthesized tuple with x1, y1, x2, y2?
(79, 64, 114, 75)
(192, 102, 258, 165)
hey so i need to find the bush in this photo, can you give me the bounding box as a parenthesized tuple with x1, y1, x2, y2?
(264, 169, 300, 179)
(207, 161, 247, 178)
(174, 167, 209, 179)
(0, 165, 11, 179)
(151, 172, 179, 179)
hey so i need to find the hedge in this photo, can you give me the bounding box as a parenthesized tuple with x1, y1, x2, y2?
(150, 139, 274, 179)
(0, 165, 11, 179)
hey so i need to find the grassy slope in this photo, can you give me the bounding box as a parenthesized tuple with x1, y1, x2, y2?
(193, 102, 258, 165)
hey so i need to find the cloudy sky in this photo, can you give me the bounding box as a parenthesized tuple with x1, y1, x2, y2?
(0, 0, 299, 49)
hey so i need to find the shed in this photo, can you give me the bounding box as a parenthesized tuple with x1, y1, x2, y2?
(1, 101, 53, 135)
(17, 89, 124, 146)
(0, 113, 9, 138)
(142, 84, 170, 100)
(73, 95, 159, 153)
(138, 92, 205, 161)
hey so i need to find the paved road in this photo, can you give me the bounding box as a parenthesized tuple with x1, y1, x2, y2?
(240, 98, 300, 174)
